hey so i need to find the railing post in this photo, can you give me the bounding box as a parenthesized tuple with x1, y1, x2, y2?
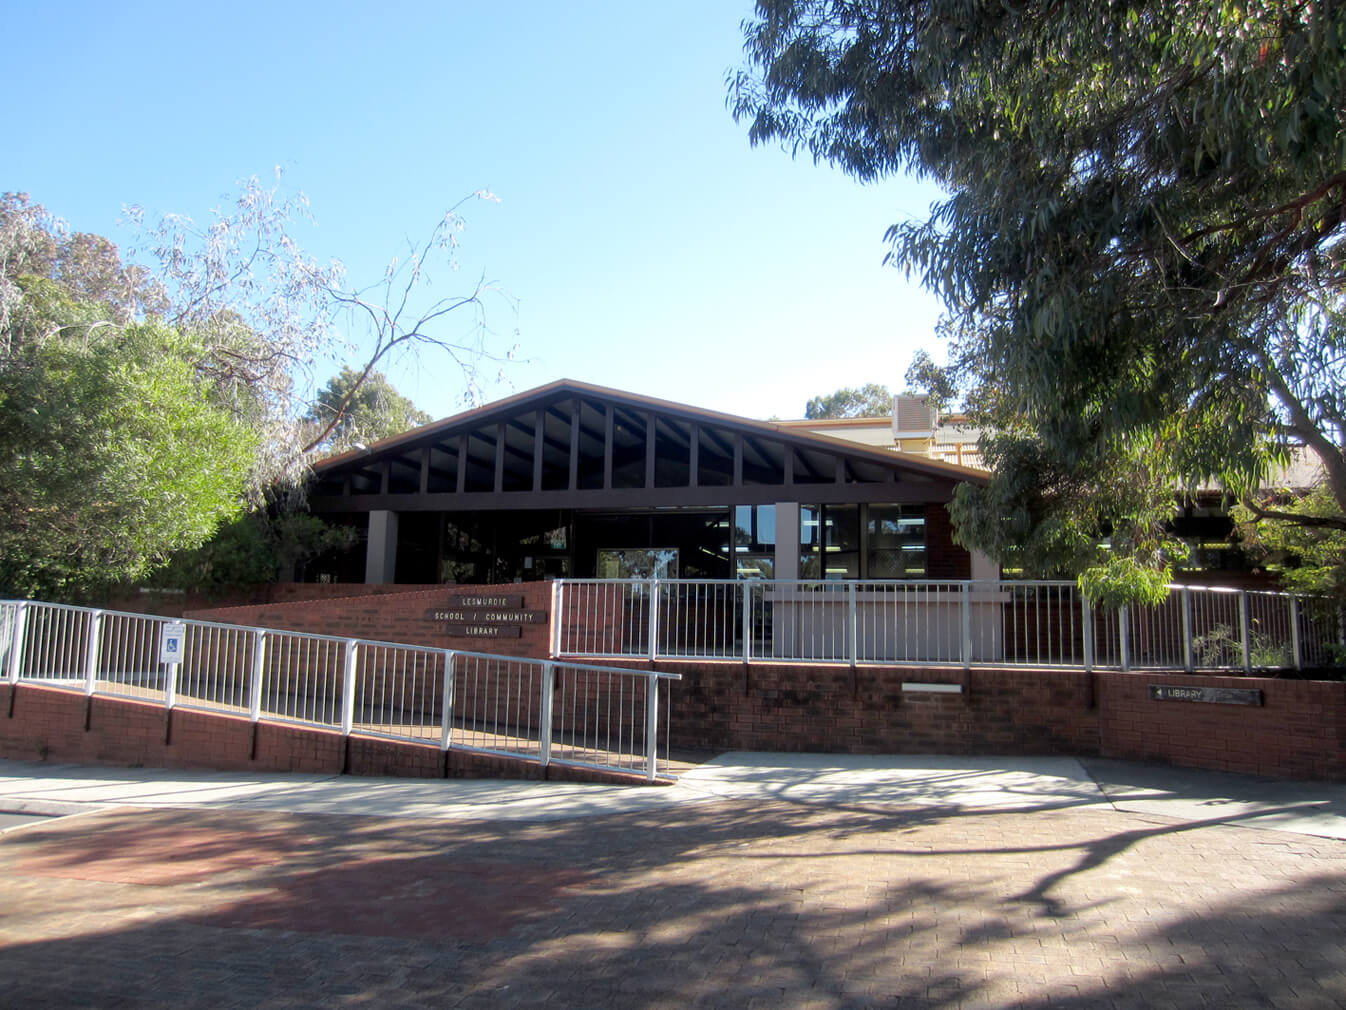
(1238, 590, 1251, 673)
(539, 660, 555, 767)
(1118, 605, 1130, 672)
(341, 639, 359, 736)
(83, 609, 103, 696)
(440, 650, 457, 751)
(741, 582, 753, 663)
(7, 602, 28, 684)
(1081, 592, 1095, 672)
(1290, 596, 1303, 670)
(647, 579, 660, 662)
(960, 582, 973, 668)
(1181, 588, 1194, 673)
(248, 630, 267, 722)
(550, 581, 563, 658)
(164, 655, 179, 711)
(0, 606, 9, 681)
(847, 581, 858, 667)
(644, 671, 660, 783)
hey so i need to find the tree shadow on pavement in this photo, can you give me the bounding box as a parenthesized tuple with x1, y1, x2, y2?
(1, 797, 1345, 1008)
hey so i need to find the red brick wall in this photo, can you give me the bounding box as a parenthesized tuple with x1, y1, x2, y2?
(0, 684, 656, 785)
(1096, 671, 1346, 781)
(643, 661, 1097, 756)
(6, 662, 1346, 782)
(590, 660, 1346, 782)
(184, 582, 556, 659)
(925, 506, 972, 580)
(99, 583, 445, 618)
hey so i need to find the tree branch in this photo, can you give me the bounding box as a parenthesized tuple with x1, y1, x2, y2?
(1239, 496, 1346, 531)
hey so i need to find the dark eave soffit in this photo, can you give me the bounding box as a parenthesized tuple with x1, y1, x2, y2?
(308, 378, 986, 511)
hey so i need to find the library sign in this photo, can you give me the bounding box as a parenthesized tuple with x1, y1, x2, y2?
(424, 594, 546, 640)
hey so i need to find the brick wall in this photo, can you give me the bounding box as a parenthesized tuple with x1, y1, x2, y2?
(642, 661, 1098, 757)
(0, 684, 656, 786)
(151, 581, 1346, 783)
(99, 583, 446, 619)
(185, 582, 555, 658)
(925, 506, 971, 580)
(1096, 671, 1346, 781)
(596, 660, 1346, 782)
(5, 663, 1344, 782)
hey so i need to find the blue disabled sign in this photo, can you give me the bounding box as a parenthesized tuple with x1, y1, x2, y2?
(159, 623, 187, 665)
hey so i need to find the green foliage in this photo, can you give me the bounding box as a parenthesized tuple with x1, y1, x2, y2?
(304, 365, 432, 455)
(1078, 557, 1173, 610)
(0, 283, 256, 600)
(1189, 622, 1295, 669)
(152, 511, 358, 591)
(1249, 632, 1294, 670)
(735, 1, 1346, 603)
(804, 383, 892, 419)
(1190, 624, 1242, 668)
(0, 192, 167, 333)
(949, 429, 1185, 605)
(1233, 484, 1346, 601)
(2, 184, 507, 600)
(902, 349, 957, 413)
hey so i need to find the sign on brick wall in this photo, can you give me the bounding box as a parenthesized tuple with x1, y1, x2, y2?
(425, 594, 546, 640)
(1149, 684, 1263, 706)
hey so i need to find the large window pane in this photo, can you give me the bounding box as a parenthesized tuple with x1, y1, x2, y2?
(596, 548, 679, 579)
(800, 503, 859, 579)
(823, 504, 860, 579)
(867, 504, 926, 578)
(800, 505, 822, 579)
(734, 504, 777, 579)
(800, 503, 928, 580)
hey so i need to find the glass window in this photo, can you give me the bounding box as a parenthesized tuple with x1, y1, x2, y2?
(824, 504, 860, 579)
(732, 505, 777, 579)
(596, 548, 679, 579)
(799, 505, 823, 579)
(867, 504, 926, 579)
(800, 503, 927, 580)
(735, 554, 775, 579)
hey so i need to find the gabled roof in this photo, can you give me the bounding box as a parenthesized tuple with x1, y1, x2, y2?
(308, 379, 987, 513)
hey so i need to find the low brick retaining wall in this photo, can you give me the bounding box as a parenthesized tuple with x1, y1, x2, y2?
(0, 684, 653, 786)
(648, 661, 1096, 756)
(1095, 670, 1346, 781)
(604, 660, 1346, 782)
(180, 583, 1346, 782)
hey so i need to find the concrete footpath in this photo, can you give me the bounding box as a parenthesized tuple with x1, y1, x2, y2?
(2, 754, 1346, 1008)
(3, 752, 1346, 840)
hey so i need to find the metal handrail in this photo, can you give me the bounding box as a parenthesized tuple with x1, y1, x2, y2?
(0, 599, 680, 781)
(554, 578, 1336, 673)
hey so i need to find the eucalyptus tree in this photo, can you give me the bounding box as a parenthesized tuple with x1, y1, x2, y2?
(125, 176, 514, 494)
(0, 180, 514, 598)
(304, 365, 433, 455)
(805, 382, 893, 418)
(732, 0, 1346, 599)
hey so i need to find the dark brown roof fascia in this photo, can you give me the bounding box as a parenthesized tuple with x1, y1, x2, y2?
(310, 378, 989, 487)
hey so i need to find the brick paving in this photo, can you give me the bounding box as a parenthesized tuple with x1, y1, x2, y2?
(1, 794, 1345, 1008)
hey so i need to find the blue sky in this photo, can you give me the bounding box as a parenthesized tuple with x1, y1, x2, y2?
(6, 1, 947, 422)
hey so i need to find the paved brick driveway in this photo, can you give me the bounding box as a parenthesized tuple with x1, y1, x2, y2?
(1, 793, 1344, 1008)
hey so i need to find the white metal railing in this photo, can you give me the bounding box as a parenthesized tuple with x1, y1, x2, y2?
(554, 578, 1340, 673)
(0, 599, 679, 781)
